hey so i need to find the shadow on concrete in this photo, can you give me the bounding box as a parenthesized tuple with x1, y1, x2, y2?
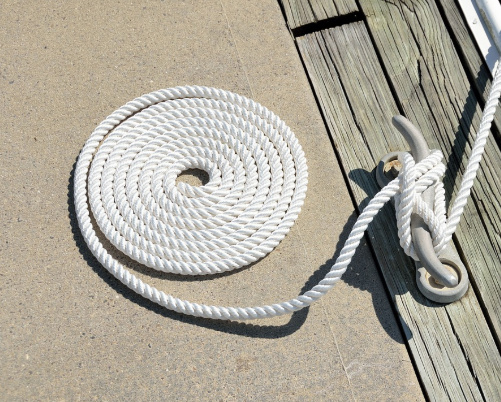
(68, 159, 339, 339)
(299, 204, 408, 343)
(68, 155, 409, 341)
(67, 160, 303, 338)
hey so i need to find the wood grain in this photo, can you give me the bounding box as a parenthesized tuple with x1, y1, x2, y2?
(357, 0, 501, 350)
(298, 22, 501, 401)
(280, 0, 357, 29)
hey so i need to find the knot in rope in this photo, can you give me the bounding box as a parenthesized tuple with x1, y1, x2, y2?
(394, 150, 448, 261)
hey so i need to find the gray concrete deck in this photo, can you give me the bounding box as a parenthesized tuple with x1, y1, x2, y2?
(0, 1, 422, 401)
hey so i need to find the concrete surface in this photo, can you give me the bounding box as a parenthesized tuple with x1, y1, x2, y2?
(0, 1, 424, 401)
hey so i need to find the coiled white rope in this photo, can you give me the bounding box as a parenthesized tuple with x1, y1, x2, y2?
(75, 61, 501, 320)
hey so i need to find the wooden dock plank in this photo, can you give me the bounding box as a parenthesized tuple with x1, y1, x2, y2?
(435, 0, 501, 140)
(357, 0, 501, 349)
(297, 22, 501, 401)
(279, 0, 358, 29)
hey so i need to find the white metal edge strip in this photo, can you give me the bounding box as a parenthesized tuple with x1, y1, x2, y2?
(475, 0, 501, 53)
(457, 0, 500, 75)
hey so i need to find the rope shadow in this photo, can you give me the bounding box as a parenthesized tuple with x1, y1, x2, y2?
(441, 72, 483, 209)
(303, 204, 408, 344)
(345, 165, 427, 339)
(68, 155, 410, 339)
(67, 156, 355, 338)
(67, 159, 303, 338)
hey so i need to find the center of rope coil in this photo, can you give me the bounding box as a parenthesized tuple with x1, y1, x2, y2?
(176, 168, 210, 187)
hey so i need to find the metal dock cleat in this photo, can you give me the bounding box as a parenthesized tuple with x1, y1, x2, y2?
(377, 116, 469, 303)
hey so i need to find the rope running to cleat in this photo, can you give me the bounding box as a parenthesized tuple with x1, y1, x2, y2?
(74, 59, 501, 320)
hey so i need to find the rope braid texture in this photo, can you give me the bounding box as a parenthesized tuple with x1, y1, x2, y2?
(75, 61, 501, 320)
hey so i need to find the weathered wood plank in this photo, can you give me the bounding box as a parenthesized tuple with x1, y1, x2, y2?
(357, 0, 501, 351)
(297, 22, 501, 401)
(436, 0, 501, 139)
(279, 0, 358, 29)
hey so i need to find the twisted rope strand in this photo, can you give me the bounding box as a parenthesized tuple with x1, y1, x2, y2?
(75, 60, 501, 320)
(394, 58, 501, 258)
(444, 58, 501, 243)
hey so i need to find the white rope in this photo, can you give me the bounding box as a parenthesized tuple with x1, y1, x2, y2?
(75, 61, 501, 320)
(396, 58, 501, 259)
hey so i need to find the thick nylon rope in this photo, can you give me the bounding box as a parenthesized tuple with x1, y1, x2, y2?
(396, 58, 501, 258)
(75, 62, 500, 320)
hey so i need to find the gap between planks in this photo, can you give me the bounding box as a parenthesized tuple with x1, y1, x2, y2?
(279, 0, 358, 30)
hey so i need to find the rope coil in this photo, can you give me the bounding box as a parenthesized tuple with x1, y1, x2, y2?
(75, 59, 501, 320)
(75, 86, 310, 319)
